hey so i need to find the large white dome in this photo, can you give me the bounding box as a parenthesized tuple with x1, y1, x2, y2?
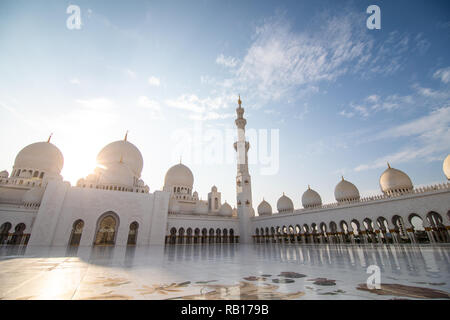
(164, 163, 194, 188)
(379, 164, 413, 195)
(96, 140, 143, 178)
(257, 199, 272, 216)
(98, 162, 134, 187)
(277, 193, 294, 213)
(444, 154, 450, 180)
(334, 177, 360, 202)
(14, 141, 64, 174)
(302, 186, 322, 208)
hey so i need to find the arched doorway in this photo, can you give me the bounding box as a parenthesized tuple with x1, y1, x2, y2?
(223, 228, 228, 243)
(169, 227, 177, 244)
(94, 213, 119, 246)
(408, 214, 427, 243)
(427, 211, 448, 242)
(392, 215, 408, 242)
(208, 228, 214, 244)
(186, 228, 193, 244)
(350, 220, 361, 243)
(194, 228, 200, 244)
(69, 219, 84, 246)
(11, 223, 26, 245)
(320, 222, 328, 243)
(229, 228, 235, 243)
(178, 227, 185, 244)
(216, 228, 221, 243)
(201, 228, 208, 243)
(127, 221, 139, 245)
(363, 218, 376, 243)
(0, 222, 12, 245)
(376, 217, 391, 243)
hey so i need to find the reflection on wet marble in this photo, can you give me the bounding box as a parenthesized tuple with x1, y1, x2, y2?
(0, 244, 449, 300)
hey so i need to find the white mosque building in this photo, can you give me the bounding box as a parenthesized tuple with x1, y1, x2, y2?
(0, 97, 449, 247)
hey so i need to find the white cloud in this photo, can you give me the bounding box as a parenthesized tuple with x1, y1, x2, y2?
(433, 67, 450, 84)
(70, 78, 80, 85)
(137, 96, 163, 119)
(189, 112, 234, 121)
(339, 109, 354, 118)
(164, 94, 234, 121)
(148, 76, 161, 86)
(414, 85, 449, 99)
(125, 69, 136, 79)
(216, 54, 239, 68)
(75, 97, 117, 110)
(355, 106, 450, 171)
(365, 94, 379, 103)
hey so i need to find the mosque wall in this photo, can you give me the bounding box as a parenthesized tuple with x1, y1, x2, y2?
(251, 189, 450, 232)
(0, 206, 36, 234)
(26, 180, 170, 246)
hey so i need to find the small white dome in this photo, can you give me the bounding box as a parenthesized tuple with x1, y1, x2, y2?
(257, 199, 272, 216)
(379, 163, 413, 195)
(164, 163, 194, 188)
(97, 139, 143, 178)
(14, 141, 64, 174)
(444, 154, 450, 180)
(22, 186, 45, 205)
(136, 179, 145, 187)
(334, 177, 360, 202)
(211, 185, 218, 192)
(0, 170, 9, 178)
(219, 202, 233, 216)
(98, 162, 134, 187)
(277, 193, 294, 213)
(302, 186, 322, 209)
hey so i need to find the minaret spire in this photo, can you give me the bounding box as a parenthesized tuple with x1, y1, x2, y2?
(234, 95, 253, 244)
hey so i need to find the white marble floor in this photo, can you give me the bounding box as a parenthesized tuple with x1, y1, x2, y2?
(0, 244, 449, 300)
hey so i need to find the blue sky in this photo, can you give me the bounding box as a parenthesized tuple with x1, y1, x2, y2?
(0, 0, 449, 210)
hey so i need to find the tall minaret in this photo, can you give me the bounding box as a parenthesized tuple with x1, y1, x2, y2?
(234, 95, 253, 243)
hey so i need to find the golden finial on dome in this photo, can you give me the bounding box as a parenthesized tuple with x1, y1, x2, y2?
(47, 133, 53, 143)
(387, 162, 391, 168)
(238, 94, 242, 108)
(308, 184, 310, 189)
(341, 175, 344, 181)
(124, 130, 129, 141)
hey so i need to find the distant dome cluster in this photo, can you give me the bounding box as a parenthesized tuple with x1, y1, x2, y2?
(256, 157, 450, 217)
